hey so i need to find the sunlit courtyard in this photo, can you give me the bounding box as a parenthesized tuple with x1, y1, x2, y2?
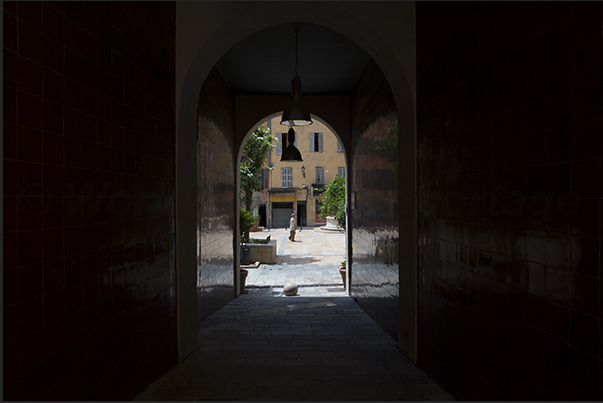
(245, 227, 347, 297)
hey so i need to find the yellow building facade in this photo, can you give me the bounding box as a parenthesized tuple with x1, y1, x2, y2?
(261, 116, 346, 228)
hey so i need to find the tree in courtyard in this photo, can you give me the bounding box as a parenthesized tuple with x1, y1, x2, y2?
(319, 175, 346, 229)
(240, 125, 276, 239)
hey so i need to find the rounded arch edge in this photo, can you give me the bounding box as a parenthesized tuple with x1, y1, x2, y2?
(175, 0, 417, 364)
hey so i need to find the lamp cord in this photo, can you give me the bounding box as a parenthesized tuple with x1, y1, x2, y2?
(294, 29, 298, 77)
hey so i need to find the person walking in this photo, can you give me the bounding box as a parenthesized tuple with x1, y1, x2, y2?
(288, 213, 296, 241)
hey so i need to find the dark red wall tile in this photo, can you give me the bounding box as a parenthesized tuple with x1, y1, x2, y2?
(571, 120, 603, 161)
(43, 258, 65, 295)
(572, 159, 601, 198)
(18, 229, 43, 266)
(4, 340, 20, 382)
(43, 68, 64, 104)
(417, 2, 602, 399)
(17, 56, 44, 96)
(18, 20, 44, 64)
(17, 92, 42, 129)
(4, 231, 19, 269)
(18, 297, 44, 338)
(17, 126, 43, 163)
(18, 262, 44, 302)
(42, 3, 64, 41)
(17, 1, 42, 27)
(571, 80, 603, 124)
(570, 271, 599, 317)
(43, 36, 65, 74)
(42, 99, 65, 135)
(4, 85, 17, 124)
(4, 9, 17, 50)
(4, 267, 19, 307)
(43, 196, 64, 229)
(4, 49, 18, 89)
(4, 3, 177, 398)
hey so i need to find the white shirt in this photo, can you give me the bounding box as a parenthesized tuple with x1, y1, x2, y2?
(289, 216, 296, 231)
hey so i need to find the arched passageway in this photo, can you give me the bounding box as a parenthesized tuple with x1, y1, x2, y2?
(176, 2, 416, 365)
(236, 113, 350, 295)
(6, 2, 601, 400)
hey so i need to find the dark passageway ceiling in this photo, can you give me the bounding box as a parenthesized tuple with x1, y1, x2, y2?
(216, 22, 370, 96)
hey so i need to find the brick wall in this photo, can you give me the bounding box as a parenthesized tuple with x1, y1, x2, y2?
(3, 2, 177, 399)
(417, 2, 602, 399)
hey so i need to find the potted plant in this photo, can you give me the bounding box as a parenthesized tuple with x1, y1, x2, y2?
(339, 260, 347, 290)
(239, 208, 259, 291)
(318, 175, 346, 229)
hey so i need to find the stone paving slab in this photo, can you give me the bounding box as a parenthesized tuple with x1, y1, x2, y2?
(135, 292, 454, 401)
(250, 227, 345, 266)
(134, 228, 454, 401)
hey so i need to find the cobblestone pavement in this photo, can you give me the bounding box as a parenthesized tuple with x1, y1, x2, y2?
(134, 227, 455, 401)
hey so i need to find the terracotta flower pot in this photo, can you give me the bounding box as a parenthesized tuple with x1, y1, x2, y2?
(240, 269, 249, 291)
(338, 267, 346, 290)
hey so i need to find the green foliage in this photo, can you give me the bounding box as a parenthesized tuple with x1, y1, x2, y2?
(240, 124, 275, 241)
(319, 175, 346, 229)
(240, 125, 276, 211)
(239, 208, 259, 243)
(340, 260, 346, 269)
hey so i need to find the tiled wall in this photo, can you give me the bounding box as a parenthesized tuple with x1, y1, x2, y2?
(417, 2, 602, 399)
(3, 2, 177, 399)
(350, 59, 400, 340)
(197, 67, 236, 324)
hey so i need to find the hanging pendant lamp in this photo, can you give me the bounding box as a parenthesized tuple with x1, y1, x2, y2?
(280, 127, 303, 162)
(281, 29, 313, 127)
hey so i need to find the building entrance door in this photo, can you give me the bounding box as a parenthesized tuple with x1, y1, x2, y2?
(271, 202, 293, 228)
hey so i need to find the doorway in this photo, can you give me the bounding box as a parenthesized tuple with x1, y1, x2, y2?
(297, 202, 306, 227)
(258, 205, 267, 227)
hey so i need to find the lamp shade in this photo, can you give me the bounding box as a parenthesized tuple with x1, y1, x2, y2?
(280, 101, 313, 126)
(280, 76, 313, 126)
(280, 144, 303, 161)
(280, 127, 303, 161)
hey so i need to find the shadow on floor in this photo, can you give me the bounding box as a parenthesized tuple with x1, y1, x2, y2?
(134, 295, 455, 401)
(273, 255, 328, 265)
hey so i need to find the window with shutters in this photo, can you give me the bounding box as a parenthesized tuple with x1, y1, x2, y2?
(337, 140, 343, 152)
(281, 167, 293, 188)
(315, 166, 325, 184)
(338, 167, 346, 178)
(276, 133, 283, 155)
(309, 132, 323, 152)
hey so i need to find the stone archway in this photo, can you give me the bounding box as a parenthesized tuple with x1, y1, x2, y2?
(175, 1, 416, 362)
(235, 111, 352, 296)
